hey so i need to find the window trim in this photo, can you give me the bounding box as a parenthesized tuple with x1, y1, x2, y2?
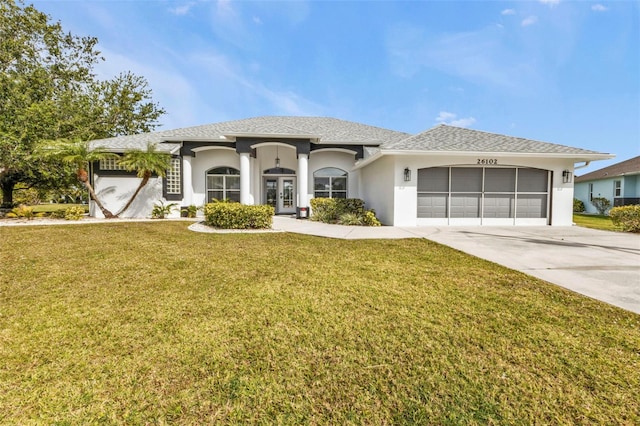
(614, 180, 622, 198)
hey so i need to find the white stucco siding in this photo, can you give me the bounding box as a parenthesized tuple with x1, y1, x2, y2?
(360, 156, 395, 225)
(91, 175, 163, 218)
(383, 154, 577, 226)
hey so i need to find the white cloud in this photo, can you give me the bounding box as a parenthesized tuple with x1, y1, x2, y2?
(592, 4, 608, 12)
(436, 111, 457, 122)
(436, 111, 476, 128)
(539, 0, 560, 6)
(521, 16, 538, 27)
(501, 9, 516, 16)
(169, 2, 196, 16)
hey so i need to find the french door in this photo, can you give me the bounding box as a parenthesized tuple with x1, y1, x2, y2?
(265, 177, 296, 214)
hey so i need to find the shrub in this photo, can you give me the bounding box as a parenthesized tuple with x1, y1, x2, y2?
(48, 209, 67, 219)
(361, 210, 382, 226)
(5, 205, 39, 220)
(204, 202, 274, 229)
(310, 198, 381, 226)
(180, 205, 198, 218)
(573, 198, 586, 213)
(151, 200, 178, 219)
(64, 206, 85, 221)
(609, 205, 640, 233)
(338, 212, 363, 225)
(591, 197, 611, 215)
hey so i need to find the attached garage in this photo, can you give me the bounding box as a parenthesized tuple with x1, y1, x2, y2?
(417, 166, 550, 225)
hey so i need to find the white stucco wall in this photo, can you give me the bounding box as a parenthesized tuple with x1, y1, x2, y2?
(91, 175, 163, 218)
(361, 154, 578, 226)
(359, 156, 395, 225)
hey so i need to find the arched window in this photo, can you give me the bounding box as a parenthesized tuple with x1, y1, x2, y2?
(313, 167, 347, 199)
(206, 167, 240, 202)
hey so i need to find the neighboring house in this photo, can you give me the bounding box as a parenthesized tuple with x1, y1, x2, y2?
(575, 156, 640, 214)
(88, 116, 612, 226)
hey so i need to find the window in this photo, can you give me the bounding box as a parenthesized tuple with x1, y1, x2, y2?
(589, 183, 594, 201)
(614, 180, 621, 197)
(207, 167, 240, 202)
(314, 167, 347, 199)
(164, 157, 182, 200)
(99, 157, 127, 171)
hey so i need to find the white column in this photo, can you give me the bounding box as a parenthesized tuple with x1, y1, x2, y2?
(297, 153, 309, 208)
(182, 155, 193, 205)
(240, 152, 251, 205)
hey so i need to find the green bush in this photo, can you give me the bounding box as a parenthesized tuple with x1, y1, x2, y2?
(573, 198, 585, 213)
(338, 212, 363, 225)
(180, 205, 199, 218)
(49, 209, 67, 219)
(63, 206, 86, 221)
(5, 205, 41, 220)
(361, 210, 382, 226)
(609, 205, 640, 233)
(310, 198, 380, 226)
(591, 197, 611, 215)
(151, 200, 178, 219)
(204, 202, 274, 229)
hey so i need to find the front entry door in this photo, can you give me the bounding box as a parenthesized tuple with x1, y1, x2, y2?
(265, 177, 296, 214)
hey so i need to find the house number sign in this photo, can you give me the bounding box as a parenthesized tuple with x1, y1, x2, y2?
(477, 159, 498, 165)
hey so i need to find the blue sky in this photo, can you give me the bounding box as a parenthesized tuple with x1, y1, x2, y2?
(33, 0, 639, 174)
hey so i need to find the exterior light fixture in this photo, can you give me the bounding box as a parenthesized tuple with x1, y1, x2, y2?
(275, 146, 280, 168)
(562, 169, 572, 183)
(404, 167, 411, 182)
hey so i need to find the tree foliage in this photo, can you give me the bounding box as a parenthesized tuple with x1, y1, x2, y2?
(0, 0, 165, 206)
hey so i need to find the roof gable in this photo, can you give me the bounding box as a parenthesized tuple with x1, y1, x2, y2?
(575, 156, 640, 182)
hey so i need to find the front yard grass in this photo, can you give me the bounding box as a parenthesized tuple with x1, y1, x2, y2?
(1, 222, 638, 424)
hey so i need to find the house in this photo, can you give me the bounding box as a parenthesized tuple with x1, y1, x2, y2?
(575, 156, 640, 214)
(88, 116, 612, 226)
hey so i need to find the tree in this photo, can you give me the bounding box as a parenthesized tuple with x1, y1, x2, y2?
(115, 143, 171, 217)
(0, 0, 165, 207)
(38, 139, 119, 218)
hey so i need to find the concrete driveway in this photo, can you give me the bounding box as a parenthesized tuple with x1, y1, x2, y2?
(404, 226, 640, 314)
(272, 217, 640, 314)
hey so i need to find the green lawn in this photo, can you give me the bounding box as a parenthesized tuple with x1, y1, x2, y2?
(1, 222, 638, 424)
(573, 213, 622, 231)
(31, 203, 89, 214)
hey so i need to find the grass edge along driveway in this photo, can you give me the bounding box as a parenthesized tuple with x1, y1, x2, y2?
(0, 221, 638, 424)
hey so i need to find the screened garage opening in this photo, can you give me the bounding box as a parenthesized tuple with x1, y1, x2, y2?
(417, 166, 550, 225)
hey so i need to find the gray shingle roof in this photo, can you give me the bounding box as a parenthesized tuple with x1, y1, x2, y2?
(89, 117, 610, 159)
(382, 124, 607, 155)
(90, 116, 410, 152)
(575, 156, 640, 182)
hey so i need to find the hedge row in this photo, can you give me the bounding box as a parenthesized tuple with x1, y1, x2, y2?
(203, 202, 274, 229)
(609, 205, 640, 233)
(310, 198, 381, 226)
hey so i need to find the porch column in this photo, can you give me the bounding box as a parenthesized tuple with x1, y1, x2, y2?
(240, 152, 252, 205)
(182, 155, 193, 205)
(297, 153, 309, 208)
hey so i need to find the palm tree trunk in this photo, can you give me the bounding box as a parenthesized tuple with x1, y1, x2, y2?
(81, 177, 116, 219)
(115, 175, 150, 217)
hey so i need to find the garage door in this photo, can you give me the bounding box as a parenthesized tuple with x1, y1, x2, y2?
(417, 167, 550, 225)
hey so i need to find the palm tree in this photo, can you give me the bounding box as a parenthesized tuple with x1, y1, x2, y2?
(38, 139, 118, 218)
(115, 142, 171, 217)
